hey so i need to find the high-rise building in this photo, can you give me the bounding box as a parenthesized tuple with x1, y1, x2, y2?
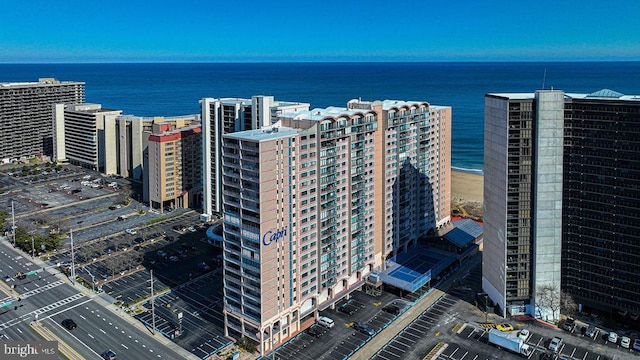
(483, 89, 640, 320)
(146, 123, 202, 212)
(116, 114, 199, 180)
(200, 96, 309, 221)
(0, 78, 84, 161)
(220, 99, 451, 355)
(53, 103, 122, 172)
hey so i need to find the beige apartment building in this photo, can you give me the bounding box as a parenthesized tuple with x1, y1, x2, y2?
(220, 99, 451, 355)
(53, 103, 122, 172)
(146, 123, 202, 212)
(115, 114, 198, 180)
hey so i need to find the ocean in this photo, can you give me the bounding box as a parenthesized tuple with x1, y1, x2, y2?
(1, 62, 639, 173)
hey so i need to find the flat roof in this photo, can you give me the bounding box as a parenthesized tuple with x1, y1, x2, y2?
(488, 89, 640, 101)
(224, 126, 298, 142)
(281, 106, 374, 121)
(0, 79, 84, 87)
(380, 99, 430, 110)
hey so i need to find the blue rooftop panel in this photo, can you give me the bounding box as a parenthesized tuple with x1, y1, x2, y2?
(443, 219, 483, 248)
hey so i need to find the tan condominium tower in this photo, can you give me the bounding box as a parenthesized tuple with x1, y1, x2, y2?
(146, 123, 202, 212)
(220, 99, 450, 356)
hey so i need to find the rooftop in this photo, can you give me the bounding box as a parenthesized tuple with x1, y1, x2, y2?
(0, 78, 84, 88)
(488, 89, 640, 101)
(224, 126, 298, 142)
(282, 106, 375, 121)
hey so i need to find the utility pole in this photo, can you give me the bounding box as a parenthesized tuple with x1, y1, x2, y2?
(177, 311, 183, 337)
(11, 200, 16, 246)
(70, 229, 76, 284)
(150, 269, 155, 335)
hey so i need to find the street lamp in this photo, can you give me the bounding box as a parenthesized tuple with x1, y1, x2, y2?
(81, 267, 96, 293)
(11, 200, 16, 246)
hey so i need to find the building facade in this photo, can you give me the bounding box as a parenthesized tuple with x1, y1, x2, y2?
(483, 89, 640, 320)
(200, 96, 309, 221)
(115, 114, 199, 181)
(0, 78, 85, 161)
(347, 99, 451, 265)
(146, 123, 202, 212)
(220, 99, 451, 355)
(53, 103, 122, 172)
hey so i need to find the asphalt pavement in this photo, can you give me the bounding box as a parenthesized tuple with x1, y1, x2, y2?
(0, 236, 195, 359)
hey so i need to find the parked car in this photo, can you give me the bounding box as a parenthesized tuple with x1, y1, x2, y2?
(125, 228, 137, 235)
(518, 329, 530, 341)
(607, 332, 619, 343)
(496, 323, 514, 332)
(621, 336, 631, 348)
(353, 321, 375, 336)
(633, 338, 640, 351)
(381, 305, 401, 315)
(585, 326, 600, 339)
(549, 337, 563, 352)
(61, 319, 77, 330)
(562, 317, 575, 331)
(316, 316, 334, 328)
(338, 305, 357, 316)
(305, 326, 323, 338)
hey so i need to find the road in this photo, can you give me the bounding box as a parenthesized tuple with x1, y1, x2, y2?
(0, 238, 190, 359)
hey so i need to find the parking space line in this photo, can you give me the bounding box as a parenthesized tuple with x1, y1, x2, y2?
(397, 334, 416, 343)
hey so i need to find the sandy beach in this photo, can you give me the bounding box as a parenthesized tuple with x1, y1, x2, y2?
(451, 169, 484, 218)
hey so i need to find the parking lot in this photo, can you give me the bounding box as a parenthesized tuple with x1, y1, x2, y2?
(134, 270, 230, 359)
(444, 321, 637, 360)
(372, 294, 459, 360)
(0, 163, 231, 359)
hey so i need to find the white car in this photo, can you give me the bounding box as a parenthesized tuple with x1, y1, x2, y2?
(518, 329, 530, 341)
(620, 336, 631, 348)
(125, 228, 137, 235)
(316, 316, 334, 329)
(608, 332, 619, 343)
(549, 337, 563, 352)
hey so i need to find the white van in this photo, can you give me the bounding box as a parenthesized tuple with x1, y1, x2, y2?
(316, 316, 334, 329)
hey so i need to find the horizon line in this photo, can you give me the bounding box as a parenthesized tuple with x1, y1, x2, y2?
(2, 59, 640, 65)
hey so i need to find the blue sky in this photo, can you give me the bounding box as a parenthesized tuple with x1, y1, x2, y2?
(1, 0, 639, 62)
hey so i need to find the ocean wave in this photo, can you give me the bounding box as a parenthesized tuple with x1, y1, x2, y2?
(451, 166, 484, 175)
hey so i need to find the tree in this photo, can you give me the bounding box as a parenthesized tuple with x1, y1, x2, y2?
(536, 283, 561, 322)
(561, 291, 578, 316)
(117, 186, 133, 205)
(0, 210, 8, 230)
